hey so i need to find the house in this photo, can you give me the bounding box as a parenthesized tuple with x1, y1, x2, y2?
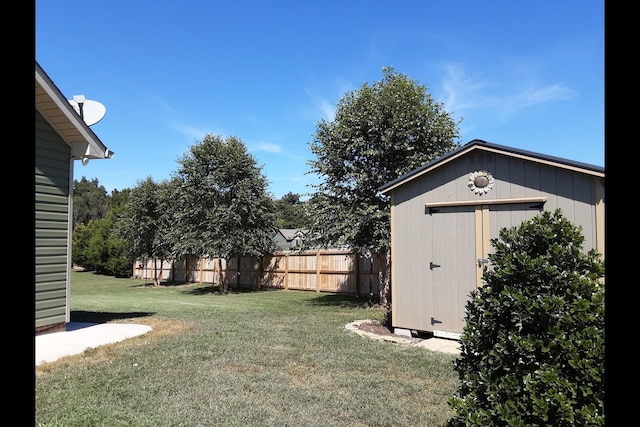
(35, 61, 114, 335)
(379, 139, 604, 339)
(273, 228, 306, 250)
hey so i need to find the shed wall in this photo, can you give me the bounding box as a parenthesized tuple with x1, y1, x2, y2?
(35, 110, 71, 332)
(390, 149, 604, 336)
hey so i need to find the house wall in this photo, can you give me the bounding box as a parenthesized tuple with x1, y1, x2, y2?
(390, 149, 605, 336)
(35, 110, 72, 333)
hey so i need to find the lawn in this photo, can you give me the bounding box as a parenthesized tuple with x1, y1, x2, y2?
(36, 271, 460, 427)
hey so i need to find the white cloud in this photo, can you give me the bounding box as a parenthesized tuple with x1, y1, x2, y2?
(319, 98, 336, 121)
(171, 123, 209, 141)
(253, 142, 282, 153)
(439, 63, 491, 113)
(511, 84, 576, 109)
(153, 96, 222, 142)
(438, 62, 576, 121)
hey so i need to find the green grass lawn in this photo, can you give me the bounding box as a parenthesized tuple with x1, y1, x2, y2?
(36, 271, 460, 427)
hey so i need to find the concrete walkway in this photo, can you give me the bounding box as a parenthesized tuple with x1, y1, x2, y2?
(35, 322, 152, 366)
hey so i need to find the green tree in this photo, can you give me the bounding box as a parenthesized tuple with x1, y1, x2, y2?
(80, 210, 132, 277)
(110, 187, 131, 209)
(447, 209, 605, 427)
(114, 177, 174, 285)
(305, 66, 460, 307)
(73, 177, 110, 227)
(172, 134, 278, 292)
(274, 192, 308, 229)
(103, 201, 135, 277)
(71, 180, 132, 275)
(72, 222, 93, 268)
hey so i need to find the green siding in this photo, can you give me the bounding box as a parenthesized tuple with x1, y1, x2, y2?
(35, 110, 71, 330)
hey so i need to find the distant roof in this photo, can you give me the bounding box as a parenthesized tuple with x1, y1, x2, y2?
(277, 229, 307, 240)
(35, 61, 114, 161)
(379, 139, 604, 194)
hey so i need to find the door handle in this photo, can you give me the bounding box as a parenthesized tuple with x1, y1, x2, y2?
(429, 262, 441, 270)
(477, 258, 489, 267)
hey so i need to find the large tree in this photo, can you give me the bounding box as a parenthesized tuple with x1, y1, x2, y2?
(73, 176, 110, 228)
(305, 66, 461, 307)
(72, 180, 132, 276)
(172, 134, 278, 292)
(114, 177, 174, 285)
(274, 192, 308, 229)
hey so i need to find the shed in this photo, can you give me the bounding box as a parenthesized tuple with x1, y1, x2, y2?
(379, 139, 605, 340)
(35, 61, 114, 334)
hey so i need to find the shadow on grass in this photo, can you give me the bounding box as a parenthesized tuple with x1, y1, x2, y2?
(306, 293, 381, 308)
(181, 284, 284, 296)
(70, 310, 155, 323)
(178, 285, 381, 309)
(131, 280, 194, 288)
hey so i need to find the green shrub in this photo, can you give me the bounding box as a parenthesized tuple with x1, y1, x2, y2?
(447, 209, 605, 427)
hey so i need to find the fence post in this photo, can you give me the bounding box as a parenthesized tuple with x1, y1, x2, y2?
(354, 251, 360, 296)
(315, 250, 320, 292)
(284, 253, 289, 290)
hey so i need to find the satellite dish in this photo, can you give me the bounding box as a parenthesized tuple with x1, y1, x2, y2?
(68, 96, 106, 126)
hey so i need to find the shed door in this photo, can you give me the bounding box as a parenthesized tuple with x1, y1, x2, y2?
(429, 205, 478, 338)
(429, 202, 543, 338)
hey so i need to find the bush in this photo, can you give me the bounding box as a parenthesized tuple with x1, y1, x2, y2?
(447, 209, 605, 427)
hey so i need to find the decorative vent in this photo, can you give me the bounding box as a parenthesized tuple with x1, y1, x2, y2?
(468, 170, 495, 195)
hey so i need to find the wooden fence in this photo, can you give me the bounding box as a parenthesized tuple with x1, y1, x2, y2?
(134, 249, 381, 296)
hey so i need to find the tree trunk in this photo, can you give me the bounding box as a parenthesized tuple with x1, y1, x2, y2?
(376, 249, 391, 308)
(153, 258, 161, 287)
(236, 256, 241, 290)
(221, 257, 230, 293)
(257, 256, 264, 288)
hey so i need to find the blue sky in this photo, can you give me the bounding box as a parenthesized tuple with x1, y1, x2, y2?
(36, 1, 604, 200)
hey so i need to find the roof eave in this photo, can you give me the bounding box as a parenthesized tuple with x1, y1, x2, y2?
(35, 61, 114, 161)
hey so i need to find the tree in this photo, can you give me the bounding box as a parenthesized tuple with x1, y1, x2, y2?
(274, 192, 308, 229)
(305, 66, 460, 307)
(80, 212, 132, 277)
(114, 177, 174, 285)
(72, 181, 132, 276)
(73, 177, 110, 227)
(72, 222, 93, 268)
(447, 209, 605, 427)
(172, 134, 278, 292)
(110, 187, 132, 209)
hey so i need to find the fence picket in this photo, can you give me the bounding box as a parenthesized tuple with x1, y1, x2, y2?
(133, 250, 381, 296)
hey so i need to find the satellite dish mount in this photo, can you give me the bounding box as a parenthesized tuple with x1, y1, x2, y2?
(69, 95, 106, 126)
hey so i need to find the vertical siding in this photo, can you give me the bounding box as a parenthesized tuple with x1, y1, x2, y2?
(453, 207, 476, 333)
(390, 174, 433, 329)
(469, 152, 601, 251)
(35, 110, 71, 331)
(389, 149, 604, 335)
